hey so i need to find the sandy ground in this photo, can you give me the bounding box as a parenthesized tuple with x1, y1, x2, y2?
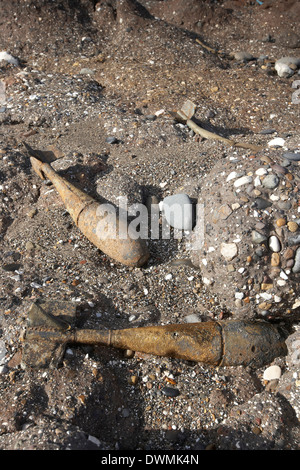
(0, 0, 299, 451)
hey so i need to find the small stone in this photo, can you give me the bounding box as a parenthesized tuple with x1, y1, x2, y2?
(233, 51, 255, 61)
(283, 248, 294, 260)
(79, 68, 95, 75)
(271, 252, 280, 267)
(161, 386, 180, 398)
(283, 152, 300, 162)
(252, 425, 262, 435)
(162, 193, 193, 230)
(263, 365, 281, 381)
(255, 168, 268, 176)
(0, 340, 7, 366)
(252, 230, 267, 244)
(261, 283, 273, 290)
(268, 137, 285, 148)
(2, 263, 22, 272)
(226, 171, 243, 182)
(287, 221, 298, 232)
(185, 314, 201, 323)
(129, 375, 138, 385)
(216, 204, 232, 220)
(27, 208, 37, 218)
(292, 247, 300, 273)
(260, 155, 272, 164)
(271, 164, 288, 175)
(262, 174, 279, 189)
(259, 129, 276, 135)
(0, 51, 19, 66)
(233, 175, 253, 188)
(220, 242, 238, 261)
(254, 197, 272, 210)
(105, 136, 118, 144)
(25, 241, 35, 251)
(275, 57, 300, 78)
(258, 302, 272, 310)
(288, 233, 300, 246)
(276, 218, 286, 227)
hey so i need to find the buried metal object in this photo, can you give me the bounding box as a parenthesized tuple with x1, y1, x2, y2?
(170, 100, 262, 152)
(21, 300, 288, 370)
(23, 142, 149, 268)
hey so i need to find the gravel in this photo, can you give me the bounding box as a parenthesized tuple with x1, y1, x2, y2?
(0, 0, 299, 452)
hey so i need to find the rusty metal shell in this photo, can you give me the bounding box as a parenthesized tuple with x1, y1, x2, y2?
(26, 151, 150, 267)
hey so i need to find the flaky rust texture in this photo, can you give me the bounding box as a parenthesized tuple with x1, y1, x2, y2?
(24, 317, 288, 369)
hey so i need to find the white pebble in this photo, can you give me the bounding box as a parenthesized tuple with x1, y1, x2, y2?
(269, 235, 281, 252)
(280, 270, 288, 280)
(256, 168, 268, 176)
(268, 137, 285, 147)
(233, 175, 253, 188)
(235, 292, 244, 300)
(226, 171, 239, 182)
(220, 242, 238, 261)
(0, 51, 19, 65)
(165, 273, 172, 280)
(263, 365, 281, 381)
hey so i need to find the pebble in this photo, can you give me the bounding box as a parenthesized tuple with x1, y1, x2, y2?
(271, 164, 288, 175)
(275, 56, 300, 78)
(105, 136, 118, 144)
(282, 152, 300, 162)
(162, 193, 193, 230)
(287, 221, 298, 232)
(271, 253, 280, 267)
(288, 233, 300, 246)
(233, 175, 253, 188)
(185, 314, 201, 323)
(259, 129, 277, 135)
(262, 174, 279, 189)
(220, 242, 238, 261)
(252, 230, 267, 244)
(276, 218, 286, 227)
(233, 51, 255, 61)
(0, 51, 19, 66)
(0, 340, 7, 366)
(269, 236, 281, 252)
(263, 365, 281, 381)
(268, 137, 285, 148)
(79, 68, 95, 75)
(161, 386, 180, 398)
(277, 201, 291, 210)
(292, 248, 300, 273)
(254, 197, 272, 210)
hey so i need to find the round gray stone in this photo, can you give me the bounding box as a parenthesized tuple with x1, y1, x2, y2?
(162, 193, 193, 230)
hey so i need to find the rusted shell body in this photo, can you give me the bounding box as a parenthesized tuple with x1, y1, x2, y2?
(23, 301, 288, 369)
(27, 154, 149, 267)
